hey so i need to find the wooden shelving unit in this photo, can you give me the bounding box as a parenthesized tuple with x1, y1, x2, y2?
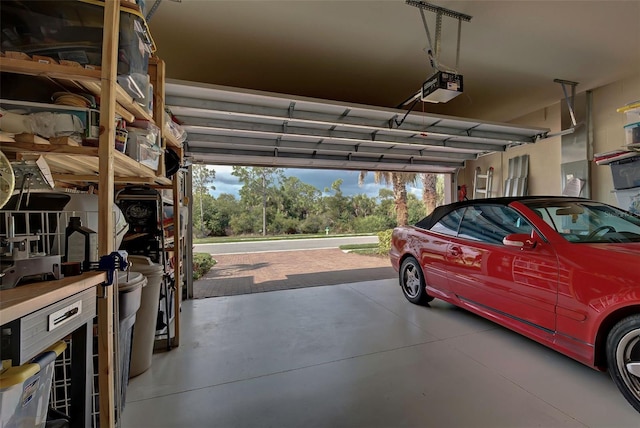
(0, 2, 186, 427)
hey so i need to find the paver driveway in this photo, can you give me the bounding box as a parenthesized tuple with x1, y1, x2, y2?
(194, 248, 395, 298)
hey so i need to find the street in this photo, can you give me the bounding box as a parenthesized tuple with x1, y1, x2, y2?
(193, 235, 379, 255)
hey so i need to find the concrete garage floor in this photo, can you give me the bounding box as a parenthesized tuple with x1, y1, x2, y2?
(122, 279, 640, 428)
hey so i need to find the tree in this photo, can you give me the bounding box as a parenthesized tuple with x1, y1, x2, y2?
(232, 167, 285, 235)
(209, 193, 240, 236)
(422, 173, 438, 216)
(192, 164, 216, 237)
(278, 176, 322, 220)
(359, 171, 417, 226)
(323, 179, 354, 232)
(351, 194, 376, 218)
(408, 192, 427, 224)
(376, 188, 395, 221)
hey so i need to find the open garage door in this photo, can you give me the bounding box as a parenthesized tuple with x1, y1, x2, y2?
(165, 80, 550, 174)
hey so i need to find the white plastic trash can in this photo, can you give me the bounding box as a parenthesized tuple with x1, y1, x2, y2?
(117, 271, 145, 404)
(128, 255, 164, 377)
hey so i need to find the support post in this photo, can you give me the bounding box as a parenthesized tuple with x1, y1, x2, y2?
(97, 1, 119, 427)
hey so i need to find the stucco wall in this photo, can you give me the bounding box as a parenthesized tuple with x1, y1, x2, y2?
(459, 72, 640, 206)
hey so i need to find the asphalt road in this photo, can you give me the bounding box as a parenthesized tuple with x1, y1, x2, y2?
(194, 235, 379, 255)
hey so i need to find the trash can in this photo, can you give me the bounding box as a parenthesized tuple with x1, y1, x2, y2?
(128, 255, 164, 377)
(0, 341, 66, 428)
(117, 271, 144, 406)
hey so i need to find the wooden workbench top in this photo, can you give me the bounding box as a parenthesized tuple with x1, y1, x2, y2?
(0, 272, 106, 324)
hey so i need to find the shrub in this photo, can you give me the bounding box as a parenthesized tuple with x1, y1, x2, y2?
(353, 215, 395, 233)
(271, 213, 300, 234)
(193, 252, 216, 280)
(377, 229, 394, 255)
(299, 215, 326, 234)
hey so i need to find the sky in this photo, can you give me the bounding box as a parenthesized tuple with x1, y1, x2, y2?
(207, 165, 424, 199)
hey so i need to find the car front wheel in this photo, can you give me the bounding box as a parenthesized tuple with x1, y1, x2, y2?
(607, 315, 640, 412)
(399, 257, 433, 305)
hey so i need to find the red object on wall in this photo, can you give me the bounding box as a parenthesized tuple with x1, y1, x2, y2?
(457, 184, 468, 201)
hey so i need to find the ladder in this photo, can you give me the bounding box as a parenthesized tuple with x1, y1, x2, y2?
(473, 166, 494, 198)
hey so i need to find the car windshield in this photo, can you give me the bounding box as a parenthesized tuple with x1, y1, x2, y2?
(523, 200, 640, 243)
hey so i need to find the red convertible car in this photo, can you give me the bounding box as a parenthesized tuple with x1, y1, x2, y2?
(390, 197, 640, 412)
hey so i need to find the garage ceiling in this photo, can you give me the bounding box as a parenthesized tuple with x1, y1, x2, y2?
(151, 1, 639, 170)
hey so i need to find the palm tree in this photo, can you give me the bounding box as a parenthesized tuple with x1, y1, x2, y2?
(422, 173, 438, 216)
(359, 171, 417, 226)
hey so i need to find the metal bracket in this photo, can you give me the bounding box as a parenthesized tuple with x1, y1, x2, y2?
(554, 79, 579, 127)
(407, 0, 472, 71)
(146, 0, 182, 22)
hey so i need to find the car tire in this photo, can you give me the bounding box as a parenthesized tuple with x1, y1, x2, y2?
(606, 315, 640, 412)
(399, 256, 434, 305)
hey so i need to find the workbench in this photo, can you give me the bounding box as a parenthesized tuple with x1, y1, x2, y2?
(0, 272, 105, 428)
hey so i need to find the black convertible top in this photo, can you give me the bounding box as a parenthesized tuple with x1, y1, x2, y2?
(414, 196, 589, 230)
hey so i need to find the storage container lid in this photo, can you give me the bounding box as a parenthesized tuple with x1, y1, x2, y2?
(128, 255, 164, 274)
(117, 271, 146, 290)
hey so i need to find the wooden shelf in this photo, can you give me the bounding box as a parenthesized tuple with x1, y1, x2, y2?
(165, 132, 183, 150)
(0, 56, 153, 124)
(2, 143, 171, 186)
(0, 56, 101, 82)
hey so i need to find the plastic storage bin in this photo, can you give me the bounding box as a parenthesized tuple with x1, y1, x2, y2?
(624, 122, 640, 147)
(613, 188, 640, 214)
(610, 156, 640, 190)
(625, 108, 640, 126)
(0, 341, 66, 428)
(128, 256, 164, 377)
(0, 1, 154, 100)
(126, 127, 162, 170)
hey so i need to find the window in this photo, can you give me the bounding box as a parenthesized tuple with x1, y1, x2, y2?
(525, 201, 640, 243)
(430, 208, 464, 236)
(458, 205, 533, 245)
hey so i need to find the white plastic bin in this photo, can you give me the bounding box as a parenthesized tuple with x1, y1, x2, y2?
(0, 341, 66, 428)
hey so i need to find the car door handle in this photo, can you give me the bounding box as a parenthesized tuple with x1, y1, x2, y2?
(449, 246, 461, 257)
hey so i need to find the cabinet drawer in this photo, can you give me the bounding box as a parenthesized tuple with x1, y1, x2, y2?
(16, 288, 96, 364)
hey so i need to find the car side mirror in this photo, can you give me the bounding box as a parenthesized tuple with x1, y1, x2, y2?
(503, 233, 536, 249)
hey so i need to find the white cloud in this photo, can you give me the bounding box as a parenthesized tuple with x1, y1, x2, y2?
(209, 165, 241, 197)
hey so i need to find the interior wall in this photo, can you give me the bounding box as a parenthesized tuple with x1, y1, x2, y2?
(459, 72, 640, 205)
(459, 103, 561, 199)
